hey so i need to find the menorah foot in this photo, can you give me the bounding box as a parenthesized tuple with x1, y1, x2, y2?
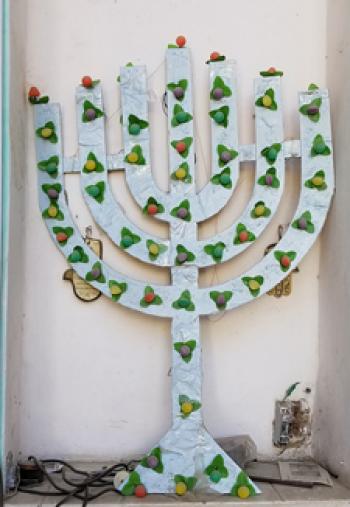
(118, 423, 260, 496)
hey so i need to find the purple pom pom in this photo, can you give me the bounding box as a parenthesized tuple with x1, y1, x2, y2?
(173, 87, 184, 99)
(216, 294, 226, 307)
(179, 345, 191, 357)
(307, 106, 319, 116)
(265, 174, 273, 186)
(47, 188, 59, 199)
(177, 207, 188, 219)
(176, 252, 188, 263)
(220, 150, 232, 163)
(212, 87, 224, 100)
(85, 108, 96, 121)
(298, 217, 307, 230)
(91, 268, 101, 279)
(146, 455, 159, 468)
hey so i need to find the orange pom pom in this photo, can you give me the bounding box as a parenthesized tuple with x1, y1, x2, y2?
(28, 86, 40, 98)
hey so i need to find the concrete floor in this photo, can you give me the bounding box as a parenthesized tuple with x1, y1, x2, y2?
(5, 477, 350, 507)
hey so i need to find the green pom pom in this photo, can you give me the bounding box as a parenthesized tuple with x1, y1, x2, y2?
(219, 173, 230, 185)
(128, 123, 141, 135)
(178, 298, 190, 309)
(121, 236, 133, 248)
(213, 245, 223, 259)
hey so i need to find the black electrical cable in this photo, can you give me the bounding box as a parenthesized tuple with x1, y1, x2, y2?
(17, 456, 139, 506)
(42, 459, 91, 476)
(18, 457, 127, 500)
(61, 467, 112, 487)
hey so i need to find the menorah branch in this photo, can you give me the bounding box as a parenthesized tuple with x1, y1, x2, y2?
(195, 87, 334, 311)
(75, 83, 171, 267)
(34, 103, 177, 318)
(62, 139, 301, 173)
(121, 50, 241, 227)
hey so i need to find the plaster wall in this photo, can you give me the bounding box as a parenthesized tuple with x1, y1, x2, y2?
(8, 0, 328, 461)
(313, 0, 350, 487)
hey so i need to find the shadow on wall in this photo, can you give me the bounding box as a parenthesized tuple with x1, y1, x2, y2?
(4, 0, 29, 486)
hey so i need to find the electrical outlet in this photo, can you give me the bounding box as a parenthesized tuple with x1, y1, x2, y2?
(273, 399, 311, 448)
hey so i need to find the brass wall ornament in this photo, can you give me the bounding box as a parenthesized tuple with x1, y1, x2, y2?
(265, 225, 299, 298)
(63, 227, 102, 302)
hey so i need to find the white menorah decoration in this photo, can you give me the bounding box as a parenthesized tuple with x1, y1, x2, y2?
(32, 40, 334, 497)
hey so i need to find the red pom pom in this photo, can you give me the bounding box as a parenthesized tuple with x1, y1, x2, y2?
(144, 293, 155, 303)
(56, 232, 67, 243)
(147, 204, 158, 215)
(134, 485, 147, 498)
(210, 51, 220, 61)
(82, 75, 93, 88)
(175, 141, 186, 153)
(281, 255, 291, 268)
(239, 230, 249, 243)
(176, 35, 186, 48)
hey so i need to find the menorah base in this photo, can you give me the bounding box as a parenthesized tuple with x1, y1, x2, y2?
(118, 423, 260, 496)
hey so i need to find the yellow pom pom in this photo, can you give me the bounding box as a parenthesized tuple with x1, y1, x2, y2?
(237, 485, 250, 499)
(175, 482, 187, 496)
(48, 205, 58, 217)
(110, 285, 122, 296)
(127, 152, 138, 163)
(262, 95, 272, 107)
(175, 168, 186, 180)
(248, 280, 260, 291)
(181, 402, 193, 415)
(85, 160, 96, 171)
(148, 244, 159, 256)
(41, 127, 53, 138)
(311, 175, 324, 187)
(254, 204, 265, 217)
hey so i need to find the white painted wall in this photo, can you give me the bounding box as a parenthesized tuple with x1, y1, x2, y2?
(313, 0, 350, 487)
(8, 0, 329, 461)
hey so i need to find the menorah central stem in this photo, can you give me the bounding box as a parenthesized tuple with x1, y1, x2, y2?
(171, 313, 202, 427)
(170, 214, 201, 426)
(168, 42, 201, 430)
